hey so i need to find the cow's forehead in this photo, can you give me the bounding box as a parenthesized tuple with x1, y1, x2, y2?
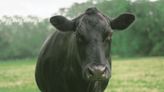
(77, 8, 110, 26)
(77, 13, 110, 32)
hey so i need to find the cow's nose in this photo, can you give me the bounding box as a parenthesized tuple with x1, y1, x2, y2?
(86, 64, 109, 80)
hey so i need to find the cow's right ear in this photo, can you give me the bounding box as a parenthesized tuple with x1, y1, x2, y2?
(110, 13, 135, 30)
(50, 16, 75, 31)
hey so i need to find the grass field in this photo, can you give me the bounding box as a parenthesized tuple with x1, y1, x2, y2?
(0, 57, 164, 92)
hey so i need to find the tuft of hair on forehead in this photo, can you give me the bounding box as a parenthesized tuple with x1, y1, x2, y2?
(85, 7, 98, 15)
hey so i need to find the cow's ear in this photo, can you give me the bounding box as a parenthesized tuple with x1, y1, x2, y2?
(50, 16, 75, 31)
(110, 13, 135, 30)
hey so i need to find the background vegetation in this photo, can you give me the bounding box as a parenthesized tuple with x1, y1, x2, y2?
(0, 0, 164, 60)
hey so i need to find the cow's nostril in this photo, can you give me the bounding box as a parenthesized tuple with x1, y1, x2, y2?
(94, 65, 106, 73)
(87, 67, 94, 78)
(86, 65, 108, 80)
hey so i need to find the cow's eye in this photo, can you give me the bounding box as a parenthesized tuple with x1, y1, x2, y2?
(78, 36, 83, 43)
(103, 32, 112, 42)
(106, 36, 111, 41)
(77, 33, 85, 43)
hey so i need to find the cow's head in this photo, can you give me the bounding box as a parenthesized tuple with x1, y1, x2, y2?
(50, 7, 135, 81)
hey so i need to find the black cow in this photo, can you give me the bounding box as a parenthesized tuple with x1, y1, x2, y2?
(35, 7, 135, 92)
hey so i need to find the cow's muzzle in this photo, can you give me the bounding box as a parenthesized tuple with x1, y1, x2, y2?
(85, 64, 109, 80)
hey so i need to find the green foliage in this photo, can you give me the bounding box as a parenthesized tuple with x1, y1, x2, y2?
(0, 57, 164, 92)
(0, 16, 54, 59)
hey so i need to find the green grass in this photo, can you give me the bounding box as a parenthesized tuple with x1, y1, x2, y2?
(106, 57, 164, 92)
(0, 59, 39, 92)
(0, 57, 164, 92)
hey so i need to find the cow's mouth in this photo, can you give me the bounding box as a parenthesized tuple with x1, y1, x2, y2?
(86, 80, 106, 92)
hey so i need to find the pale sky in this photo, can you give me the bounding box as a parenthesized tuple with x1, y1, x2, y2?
(0, 0, 87, 18)
(0, 0, 157, 18)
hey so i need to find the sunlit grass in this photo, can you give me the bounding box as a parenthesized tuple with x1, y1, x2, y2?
(0, 59, 39, 92)
(0, 57, 164, 92)
(105, 57, 164, 92)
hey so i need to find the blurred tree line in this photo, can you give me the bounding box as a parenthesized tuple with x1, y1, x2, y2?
(0, 16, 53, 59)
(0, 0, 163, 60)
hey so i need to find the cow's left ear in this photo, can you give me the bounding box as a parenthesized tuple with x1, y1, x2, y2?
(50, 15, 75, 31)
(110, 13, 135, 30)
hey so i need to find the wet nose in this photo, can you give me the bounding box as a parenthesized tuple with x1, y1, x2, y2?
(86, 64, 109, 80)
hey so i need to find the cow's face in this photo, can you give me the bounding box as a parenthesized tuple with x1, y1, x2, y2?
(50, 7, 135, 81)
